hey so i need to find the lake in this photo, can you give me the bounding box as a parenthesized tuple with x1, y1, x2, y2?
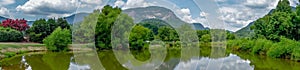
(1, 49, 300, 70)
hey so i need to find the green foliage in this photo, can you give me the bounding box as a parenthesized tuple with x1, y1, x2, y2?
(196, 30, 210, 41)
(228, 37, 300, 60)
(95, 5, 122, 50)
(251, 0, 299, 41)
(0, 27, 23, 42)
(4, 52, 16, 58)
(43, 27, 71, 51)
(129, 25, 154, 50)
(226, 32, 236, 40)
(267, 37, 298, 58)
(200, 34, 211, 43)
(157, 26, 179, 41)
(252, 12, 294, 41)
(274, 0, 292, 13)
(27, 18, 70, 43)
(27, 19, 49, 42)
(73, 10, 100, 43)
(251, 39, 272, 55)
(139, 19, 170, 34)
(292, 48, 300, 61)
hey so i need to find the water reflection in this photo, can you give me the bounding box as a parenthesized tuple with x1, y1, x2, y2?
(174, 54, 253, 70)
(1, 50, 300, 70)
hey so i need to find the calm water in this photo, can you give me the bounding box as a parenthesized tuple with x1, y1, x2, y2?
(1, 49, 300, 70)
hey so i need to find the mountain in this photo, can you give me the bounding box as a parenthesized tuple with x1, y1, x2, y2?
(191, 23, 209, 30)
(123, 6, 189, 28)
(65, 13, 89, 24)
(0, 16, 7, 22)
(234, 22, 255, 38)
(0, 13, 89, 26)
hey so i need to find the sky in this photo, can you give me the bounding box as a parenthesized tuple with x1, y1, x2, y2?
(0, 0, 299, 31)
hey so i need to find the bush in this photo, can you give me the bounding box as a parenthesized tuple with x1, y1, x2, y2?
(267, 37, 297, 58)
(252, 39, 272, 55)
(129, 25, 154, 50)
(27, 18, 70, 43)
(200, 34, 211, 43)
(292, 48, 300, 61)
(0, 27, 23, 42)
(43, 27, 71, 51)
(4, 52, 16, 58)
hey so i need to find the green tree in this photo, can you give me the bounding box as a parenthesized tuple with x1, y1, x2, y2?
(292, 5, 300, 40)
(252, 12, 294, 41)
(200, 34, 211, 43)
(129, 25, 154, 50)
(226, 31, 236, 40)
(73, 10, 100, 43)
(27, 18, 70, 43)
(196, 30, 210, 41)
(139, 19, 170, 35)
(56, 18, 70, 29)
(0, 27, 23, 42)
(95, 5, 122, 50)
(275, 0, 292, 13)
(43, 27, 71, 51)
(27, 19, 50, 43)
(157, 26, 179, 42)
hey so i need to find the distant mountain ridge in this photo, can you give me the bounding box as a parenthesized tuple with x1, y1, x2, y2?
(123, 6, 190, 28)
(1, 6, 207, 30)
(191, 23, 209, 30)
(0, 16, 7, 22)
(0, 13, 89, 26)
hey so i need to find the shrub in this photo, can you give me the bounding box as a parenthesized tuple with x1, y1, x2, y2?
(43, 27, 71, 51)
(4, 52, 16, 58)
(267, 37, 297, 58)
(292, 48, 300, 61)
(27, 18, 70, 43)
(0, 19, 29, 31)
(129, 25, 154, 50)
(0, 27, 23, 42)
(252, 39, 272, 55)
(200, 34, 211, 43)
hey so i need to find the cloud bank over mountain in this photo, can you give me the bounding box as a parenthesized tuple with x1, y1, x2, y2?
(0, 0, 299, 31)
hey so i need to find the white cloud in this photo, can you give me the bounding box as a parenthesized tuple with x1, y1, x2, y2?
(216, 0, 227, 2)
(16, 0, 80, 17)
(175, 8, 196, 23)
(0, 0, 15, 6)
(114, 0, 125, 7)
(218, 7, 255, 29)
(47, 13, 72, 18)
(0, 7, 9, 16)
(122, 0, 153, 9)
(289, 0, 299, 7)
(200, 12, 208, 17)
(80, 0, 102, 5)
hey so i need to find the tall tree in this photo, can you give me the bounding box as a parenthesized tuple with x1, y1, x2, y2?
(157, 26, 179, 42)
(129, 25, 154, 50)
(73, 10, 100, 43)
(95, 5, 122, 49)
(275, 0, 292, 13)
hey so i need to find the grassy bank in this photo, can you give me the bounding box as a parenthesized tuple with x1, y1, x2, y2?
(0, 43, 45, 49)
(0, 43, 46, 59)
(227, 37, 300, 61)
